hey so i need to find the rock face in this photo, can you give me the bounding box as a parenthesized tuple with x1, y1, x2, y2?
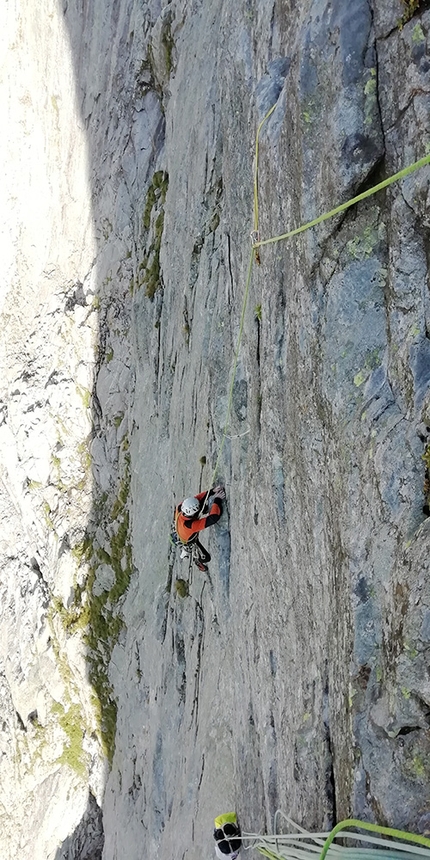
(2, 0, 430, 858)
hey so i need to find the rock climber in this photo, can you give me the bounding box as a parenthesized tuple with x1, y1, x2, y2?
(174, 485, 226, 571)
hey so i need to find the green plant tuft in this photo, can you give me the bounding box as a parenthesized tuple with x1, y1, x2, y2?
(399, 0, 424, 25)
(139, 172, 169, 299)
(55, 702, 88, 778)
(49, 437, 133, 766)
(175, 579, 189, 598)
(161, 19, 175, 76)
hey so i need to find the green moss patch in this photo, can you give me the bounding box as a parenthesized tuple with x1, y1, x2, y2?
(400, 0, 425, 25)
(138, 171, 169, 300)
(161, 17, 175, 77)
(50, 438, 133, 765)
(54, 702, 88, 778)
(175, 579, 190, 598)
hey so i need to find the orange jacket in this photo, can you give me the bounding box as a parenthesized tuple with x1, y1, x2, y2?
(175, 489, 223, 544)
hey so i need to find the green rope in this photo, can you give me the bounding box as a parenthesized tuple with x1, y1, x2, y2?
(319, 819, 430, 860)
(253, 152, 430, 250)
(204, 106, 276, 492)
(254, 102, 277, 234)
(207, 248, 255, 491)
(206, 104, 279, 492)
(258, 849, 284, 860)
(253, 818, 430, 860)
(206, 98, 430, 492)
(206, 105, 279, 490)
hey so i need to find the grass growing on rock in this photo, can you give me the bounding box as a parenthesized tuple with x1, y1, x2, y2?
(138, 171, 169, 299)
(50, 436, 133, 765)
(175, 579, 189, 598)
(53, 701, 87, 778)
(399, 0, 426, 25)
(86, 445, 133, 762)
(160, 15, 175, 77)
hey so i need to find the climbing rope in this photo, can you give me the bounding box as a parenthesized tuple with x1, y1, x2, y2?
(204, 106, 276, 498)
(253, 150, 430, 250)
(240, 812, 430, 860)
(253, 102, 277, 238)
(206, 101, 430, 493)
(204, 247, 255, 501)
(319, 819, 430, 860)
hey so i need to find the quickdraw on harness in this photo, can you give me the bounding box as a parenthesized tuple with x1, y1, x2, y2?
(170, 507, 198, 550)
(170, 509, 185, 548)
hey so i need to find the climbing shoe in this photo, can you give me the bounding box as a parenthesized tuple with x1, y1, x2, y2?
(195, 560, 209, 572)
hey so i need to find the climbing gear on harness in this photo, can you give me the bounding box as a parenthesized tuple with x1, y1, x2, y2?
(170, 529, 182, 547)
(181, 496, 200, 516)
(178, 536, 211, 571)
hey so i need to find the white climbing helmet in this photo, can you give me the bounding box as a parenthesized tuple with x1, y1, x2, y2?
(182, 496, 200, 517)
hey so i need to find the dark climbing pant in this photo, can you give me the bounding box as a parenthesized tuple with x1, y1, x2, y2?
(195, 538, 211, 563)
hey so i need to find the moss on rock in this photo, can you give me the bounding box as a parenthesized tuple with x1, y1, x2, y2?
(138, 171, 169, 300)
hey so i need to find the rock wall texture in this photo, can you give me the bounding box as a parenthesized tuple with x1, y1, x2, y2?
(2, 0, 430, 858)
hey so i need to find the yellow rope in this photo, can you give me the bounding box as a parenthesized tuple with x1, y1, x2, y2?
(206, 248, 255, 497)
(319, 818, 430, 860)
(206, 106, 280, 495)
(206, 100, 430, 494)
(253, 106, 430, 249)
(254, 103, 277, 234)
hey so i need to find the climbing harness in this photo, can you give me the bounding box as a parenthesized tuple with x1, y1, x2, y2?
(181, 539, 209, 569)
(170, 510, 210, 570)
(170, 527, 208, 568)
